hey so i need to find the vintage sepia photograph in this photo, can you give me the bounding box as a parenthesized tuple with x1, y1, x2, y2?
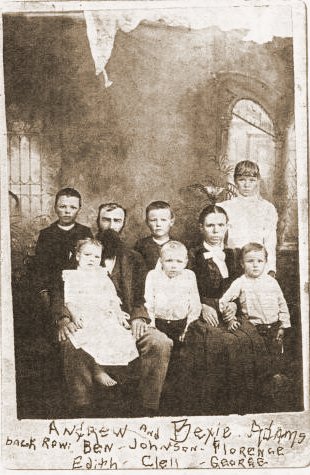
(1, 0, 309, 470)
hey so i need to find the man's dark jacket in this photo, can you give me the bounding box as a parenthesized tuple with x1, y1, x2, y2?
(106, 246, 149, 321)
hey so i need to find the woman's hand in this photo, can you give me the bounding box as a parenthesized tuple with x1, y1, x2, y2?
(222, 302, 237, 323)
(227, 319, 240, 332)
(201, 304, 219, 327)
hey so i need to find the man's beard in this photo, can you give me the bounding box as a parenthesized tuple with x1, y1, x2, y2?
(96, 229, 124, 259)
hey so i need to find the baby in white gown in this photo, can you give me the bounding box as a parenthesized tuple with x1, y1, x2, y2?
(63, 238, 138, 386)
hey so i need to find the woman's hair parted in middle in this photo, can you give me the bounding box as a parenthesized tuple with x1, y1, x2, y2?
(198, 205, 228, 225)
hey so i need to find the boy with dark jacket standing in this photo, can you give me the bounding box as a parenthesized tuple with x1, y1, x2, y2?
(134, 200, 175, 271)
(35, 187, 92, 312)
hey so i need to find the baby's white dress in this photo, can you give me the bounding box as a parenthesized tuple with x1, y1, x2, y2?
(62, 267, 139, 366)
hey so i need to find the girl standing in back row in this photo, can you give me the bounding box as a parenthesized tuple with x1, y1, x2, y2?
(219, 160, 278, 276)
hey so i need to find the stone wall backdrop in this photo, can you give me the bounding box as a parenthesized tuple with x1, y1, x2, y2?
(3, 13, 302, 417)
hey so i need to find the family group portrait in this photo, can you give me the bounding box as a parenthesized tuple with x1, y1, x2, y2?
(2, 1, 307, 421)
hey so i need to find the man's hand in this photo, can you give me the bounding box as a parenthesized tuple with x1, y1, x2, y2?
(70, 312, 84, 329)
(72, 316, 84, 329)
(201, 304, 219, 327)
(58, 317, 78, 342)
(222, 302, 237, 323)
(131, 318, 148, 339)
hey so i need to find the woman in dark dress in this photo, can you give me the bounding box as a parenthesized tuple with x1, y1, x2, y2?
(180, 205, 268, 415)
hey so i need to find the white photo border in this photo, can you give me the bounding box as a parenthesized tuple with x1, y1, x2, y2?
(0, 0, 309, 471)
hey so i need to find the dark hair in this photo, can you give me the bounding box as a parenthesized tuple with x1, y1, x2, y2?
(55, 188, 82, 208)
(234, 160, 260, 181)
(145, 201, 174, 219)
(241, 242, 268, 261)
(96, 202, 127, 229)
(198, 205, 228, 225)
(76, 237, 102, 255)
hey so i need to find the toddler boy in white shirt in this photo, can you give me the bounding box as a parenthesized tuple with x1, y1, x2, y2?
(219, 242, 290, 354)
(144, 241, 201, 343)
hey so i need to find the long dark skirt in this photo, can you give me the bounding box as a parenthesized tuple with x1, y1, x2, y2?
(179, 317, 270, 415)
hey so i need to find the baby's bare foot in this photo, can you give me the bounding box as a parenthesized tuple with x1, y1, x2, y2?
(94, 371, 117, 387)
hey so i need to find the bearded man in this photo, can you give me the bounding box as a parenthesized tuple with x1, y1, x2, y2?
(58, 203, 172, 416)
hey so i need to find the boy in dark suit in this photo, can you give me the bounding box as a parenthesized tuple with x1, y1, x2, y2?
(35, 187, 92, 312)
(134, 200, 175, 271)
